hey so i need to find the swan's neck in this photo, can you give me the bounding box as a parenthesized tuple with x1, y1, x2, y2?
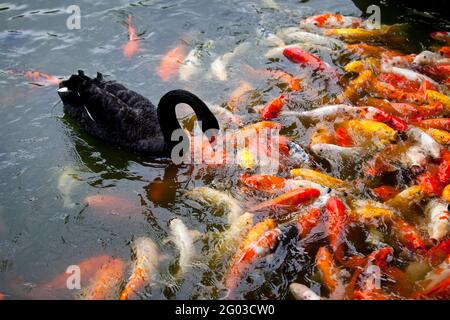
(157, 90, 220, 153)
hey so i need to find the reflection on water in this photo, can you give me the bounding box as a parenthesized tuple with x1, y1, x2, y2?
(0, 0, 445, 299)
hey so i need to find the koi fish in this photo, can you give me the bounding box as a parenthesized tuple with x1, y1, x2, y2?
(122, 15, 140, 59)
(372, 185, 401, 202)
(290, 168, 347, 189)
(338, 70, 374, 103)
(421, 128, 450, 145)
(283, 47, 335, 74)
(277, 30, 346, 49)
(260, 95, 285, 120)
(439, 46, 450, 58)
(296, 104, 359, 122)
(179, 40, 213, 81)
(289, 283, 322, 300)
(300, 14, 363, 30)
(244, 66, 302, 91)
(346, 43, 401, 58)
(324, 197, 348, 253)
(8, 69, 61, 86)
(219, 212, 254, 254)
(186, 187, 243, 224)
(385, 185, 427, 216)
(168, 219, 201, 275)
(225, 219, 280, 294)
(352, 247, 394, 300)
(82, 258, 125, 300)
(324, 25, 400, 43)
(339, 119, 397, 150)
(443, 184, 450, 202)
(227, 81, 253, 111)
(415, 255, 450, 299)
(157, 42, 187, 81)
(430, 31, 450, 42)
(350, 199, 395, 220)
(120, 237, 162, 300)
(43, 255, 114, 293)
(297, 207, 322, 238)
(391, 218, 427, 252)
(248, 188, 320, 213)
(316, 246, 342, 294)
(57, 166, 79, 208)
(85, 194, 138, 216)
(426, 90, 450, 110)
(427, 239, 450, 266)
(414, 118, 450, 132)
(407, 127, 442, 159)
(424, 200, 450, 241)
(413, 51, 450, 66)
(240, 173, 286, 192)
(208, 42, 250, 81)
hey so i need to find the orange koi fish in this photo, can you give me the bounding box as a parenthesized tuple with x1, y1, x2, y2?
(248, 188, 320, 213)
(414, 118, 450, 131)
(283, 47, 335, 75)
(361, 106, 408, 132)
(260, 95, 285, 120)
(43, 255, 113, 292)
(297, 208, 322, 238)
(240, 173, 286, 192)
(315, 246, 341, 293)
(324, 197, 348, 253)
(225, 219, 280, 294)
(85, 194, 138, 215)
(8, 69, 61, 86)
(439, 46, 450, 58)
(335, 127, 353, 147)
(346, 44, 401, 59)
(82, 258, 125, 300)
(157, 42, 187, 81)
(122, 15, 140, 59)
(372, 185, 400, 202)
(391, 218, 427, 252)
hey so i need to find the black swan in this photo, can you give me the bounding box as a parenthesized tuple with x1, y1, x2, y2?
(57, 70, 220, 157)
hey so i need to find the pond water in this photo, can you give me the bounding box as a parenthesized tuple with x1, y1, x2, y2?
(0, 0, 448, 299)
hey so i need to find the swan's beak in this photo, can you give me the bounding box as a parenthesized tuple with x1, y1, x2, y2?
(57, 87, 69, 93)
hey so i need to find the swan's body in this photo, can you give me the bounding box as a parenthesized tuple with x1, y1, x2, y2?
(58, 70, 219, 157)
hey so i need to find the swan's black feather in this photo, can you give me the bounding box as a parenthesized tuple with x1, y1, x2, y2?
(59, 71, 167, 155)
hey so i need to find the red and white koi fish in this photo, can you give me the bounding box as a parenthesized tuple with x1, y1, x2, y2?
(414, 254, 450, 299)
(120, 237, 162, 300)
(430, 31, 450, 42)
(300, 14, 363, 30)
(413, 51, 450, 66)
(122, 15, 140, 59)
(352, 247, 394, 300)
(82, 258, 125, 300)
(157, 42, 187, 81)
(225, 219, 280, 294)
(427, 239, 450, 266)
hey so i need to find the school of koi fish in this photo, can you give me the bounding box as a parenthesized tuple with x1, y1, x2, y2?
(2, 10, 450, 301)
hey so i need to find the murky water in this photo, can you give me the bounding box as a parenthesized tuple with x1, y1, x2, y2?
(0, 0, 448, 300)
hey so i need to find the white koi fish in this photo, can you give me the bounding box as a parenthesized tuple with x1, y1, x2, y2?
(57, 166, 79, 208)
(407, 128, 442, 160)
(289, 283, 322, 300)
(425, 199, 450, 241)
(168, 218, 202, 275)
